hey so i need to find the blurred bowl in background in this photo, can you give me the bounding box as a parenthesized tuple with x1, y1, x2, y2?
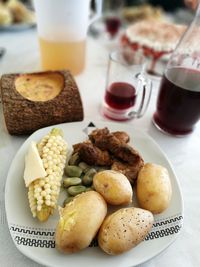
(120, 19, 187, 77)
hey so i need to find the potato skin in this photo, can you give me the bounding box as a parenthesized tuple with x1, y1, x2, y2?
(136, 163, 172, 214)
(55, 191, 107, 253)
(93, 170, 133, 205)
(98, 207, 154, 255)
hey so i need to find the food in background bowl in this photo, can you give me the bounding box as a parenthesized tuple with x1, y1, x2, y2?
(122, 4, 164, 23)
(0, 3, 12, 25)
(0, 0, 35, 26)
(121, 19, 186, 75)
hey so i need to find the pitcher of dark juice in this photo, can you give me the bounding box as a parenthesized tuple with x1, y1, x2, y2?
(153, 4, 200, 136)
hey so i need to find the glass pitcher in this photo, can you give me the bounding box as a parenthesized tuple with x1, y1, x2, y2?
(153, 5, 200, 136)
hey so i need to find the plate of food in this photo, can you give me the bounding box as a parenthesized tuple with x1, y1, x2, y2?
(0, 0, 35, 31)
(5, 120, 183, 267)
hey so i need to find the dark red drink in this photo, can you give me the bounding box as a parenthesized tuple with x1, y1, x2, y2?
(105, 82, 136, 110)
(153, 67, 200, 135)
(105, 16, 121, 37)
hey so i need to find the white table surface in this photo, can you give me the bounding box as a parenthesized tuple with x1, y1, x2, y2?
(0, 28, 200, 267)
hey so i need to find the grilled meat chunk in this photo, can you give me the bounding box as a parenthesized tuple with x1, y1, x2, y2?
(73, 128, 144, 181)
(89, 128, 130, 149)
(108, 141, 142, 165)
(111, 158, 144, 184)
(112, 131, 130, 143)
(73, 140, 91, 153)
(89, 128, 140, 165)
(89, 128, 110, 150)
(78, 143, 113, 166)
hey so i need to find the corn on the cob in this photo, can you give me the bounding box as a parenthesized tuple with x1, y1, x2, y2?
(28, 128, 68, 222)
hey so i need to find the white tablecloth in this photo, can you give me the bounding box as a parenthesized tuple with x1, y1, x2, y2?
(0, 28, 200, 267)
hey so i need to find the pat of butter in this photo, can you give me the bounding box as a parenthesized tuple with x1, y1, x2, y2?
(24, 141, 47, 187)
(64, 217, 76, 231)
(60, 210, 77, 231)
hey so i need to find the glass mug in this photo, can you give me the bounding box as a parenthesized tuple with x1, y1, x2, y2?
(33, 0, 102, 75)
(153, 4, 200, 136)
(102, 49, 152, 121)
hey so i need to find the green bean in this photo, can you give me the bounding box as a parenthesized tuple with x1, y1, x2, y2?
(63, 196, 74, 207)
(67, 185, 86, 196)
(63, 177, 82, 188)
(68, 152, 80, 165)
(65, 165, 82, 177)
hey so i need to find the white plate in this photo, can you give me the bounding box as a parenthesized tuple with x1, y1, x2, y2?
(5, 120, 184, 267)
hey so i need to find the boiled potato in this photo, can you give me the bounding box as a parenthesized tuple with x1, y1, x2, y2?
(98, 207, 154, 255)
(55, 191, 107, 253)
(136, 163, 172, 214)
(93, 170, 133, 205)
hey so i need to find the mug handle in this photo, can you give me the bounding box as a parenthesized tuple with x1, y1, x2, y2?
(89, 0, 103, 25)
(127, 75, 153, 119)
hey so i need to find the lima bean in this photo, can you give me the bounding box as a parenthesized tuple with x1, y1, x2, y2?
(65, 165, 82, 177)
(63, 196, 74, 206)
(68, 152, 80, 165)
(78, 162, 92, 173)
(82, 168, 97, 186)
(82, 175, 93, 186)
(63, 177, 82, 188)
(67, 185, 86, 196)
(86, 168, 97, 176)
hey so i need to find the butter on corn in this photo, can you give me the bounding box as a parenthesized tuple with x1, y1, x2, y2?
(24, 141, 47, 187)
(25, 128, 68, 222)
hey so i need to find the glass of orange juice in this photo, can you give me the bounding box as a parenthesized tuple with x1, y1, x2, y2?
(33, 0, 102, 75)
